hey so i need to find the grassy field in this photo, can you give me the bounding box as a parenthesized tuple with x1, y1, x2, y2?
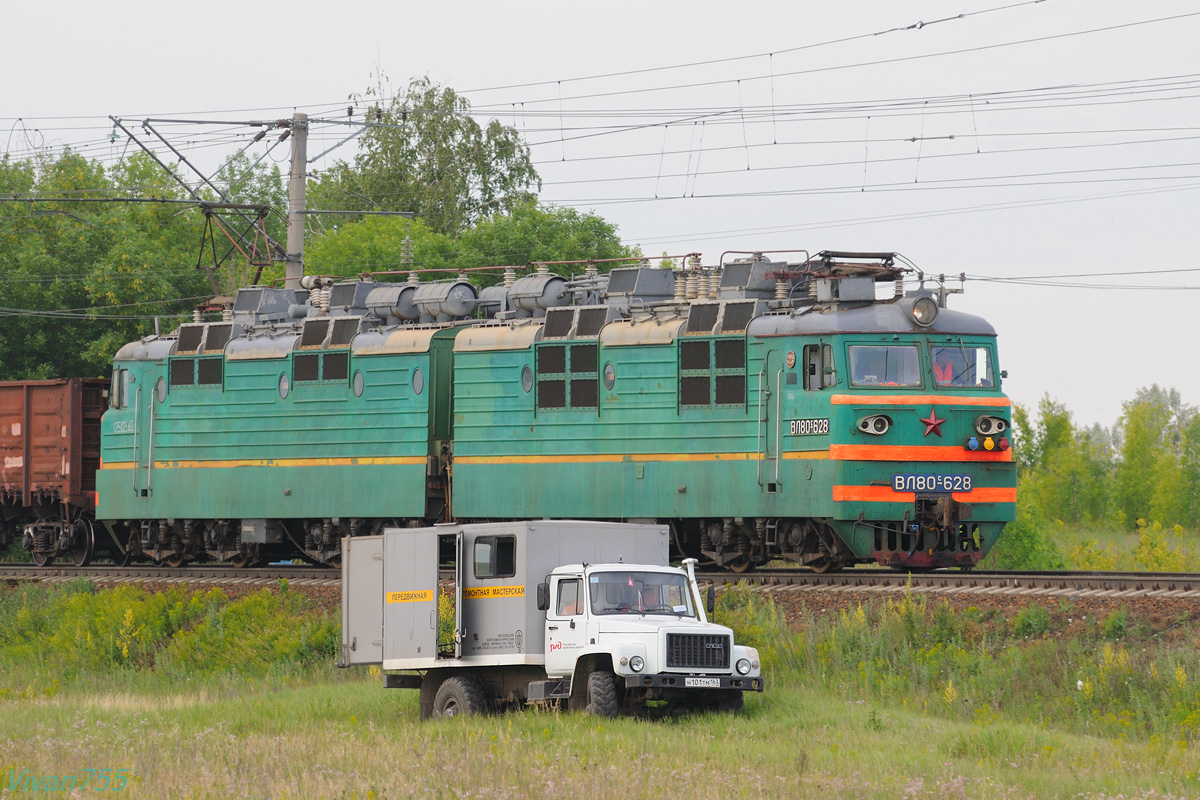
(1, 581, 1198, 799)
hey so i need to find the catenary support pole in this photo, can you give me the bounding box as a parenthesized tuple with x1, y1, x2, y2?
(286, 112, 308, 289)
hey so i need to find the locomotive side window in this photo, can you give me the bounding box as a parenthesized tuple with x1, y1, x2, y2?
(474, 535, 516, 579)
(197, 358, 223, 386)
(848, 345, 921, 388)
(293, 353, 320, 383)
(324, 352, 349, 383)
(169, 358, 195, 387)
(109, 369, 130, 408)
(931, 344, 994, 388)
(536, 343, 598, 411)
(680, 337, 747, 407)
(803, 344, 836, 391)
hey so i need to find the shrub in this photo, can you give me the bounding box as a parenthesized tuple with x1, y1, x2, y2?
(1012, 605, 1052, 638)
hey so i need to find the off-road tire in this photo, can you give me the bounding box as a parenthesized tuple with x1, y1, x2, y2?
(432, 676, 488, 720)
(585, 669, 620, 717)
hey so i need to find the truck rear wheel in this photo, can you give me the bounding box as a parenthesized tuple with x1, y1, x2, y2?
(585, 670, 620, 717)
(432, 676, 487, 719)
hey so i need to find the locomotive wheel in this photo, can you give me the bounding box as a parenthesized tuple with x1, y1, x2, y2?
(811, 557, 843, 574)
(112, 549, 133, 567)
(69, 519, 95, 567)
(727, 554, 756, 574)
(161, 554, 188, 568)
(225, 554, 257, 568)
(31, 550, 53, 567)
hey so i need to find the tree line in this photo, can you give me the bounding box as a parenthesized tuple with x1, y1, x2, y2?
(0, 76, 631, 381)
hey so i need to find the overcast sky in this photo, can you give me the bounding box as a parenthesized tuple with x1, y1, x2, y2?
(5, 0, 1198, 428)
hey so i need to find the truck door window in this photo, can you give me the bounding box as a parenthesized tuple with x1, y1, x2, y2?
(556, 579, 582, 616)
(473, 535, 516, 579)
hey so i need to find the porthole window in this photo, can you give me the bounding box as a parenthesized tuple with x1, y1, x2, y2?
(522, 365, 533, 393)
(412, 367, 424, 395)
(353, 371, 364, 398)
(278, 373, 290, 400)
(603, 362, 615, 391)
(156, 377, 167, 403)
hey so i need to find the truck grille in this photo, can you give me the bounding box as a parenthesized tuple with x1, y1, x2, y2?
(666, 633, 730, 669)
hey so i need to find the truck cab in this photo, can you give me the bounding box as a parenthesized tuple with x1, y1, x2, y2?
(342, 520, 764, 720)
(541, 562, 761, 715)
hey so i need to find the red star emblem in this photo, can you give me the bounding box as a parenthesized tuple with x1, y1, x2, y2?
(919, 408, 945, 438)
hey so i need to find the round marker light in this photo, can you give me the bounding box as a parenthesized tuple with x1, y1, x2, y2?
(872, 417, 888, 434)
(736, 658, 752, 675)
(629, 655, 644, 673)
(984, 437, 995, 451)
(912, 296, 939, 327)
(999, 437, 1011, 451)
(967, 437, 980, 451)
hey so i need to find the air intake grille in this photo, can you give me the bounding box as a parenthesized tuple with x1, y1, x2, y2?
(666, 633, 730, 669)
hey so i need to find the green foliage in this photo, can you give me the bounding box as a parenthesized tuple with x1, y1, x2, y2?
(0, 581, 337, 691)
(1012, 605, 1051, 638)
(984, 490, 1065, 570)
(310, 75, 539, 235)
(1102, 608, 1128, 639)
(1132, 519, 1188, 572)
(713, 583, 794, 672)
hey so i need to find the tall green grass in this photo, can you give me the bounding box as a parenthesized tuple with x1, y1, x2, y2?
(0, 579, 339, 698)
(715, 583, 1200, 754)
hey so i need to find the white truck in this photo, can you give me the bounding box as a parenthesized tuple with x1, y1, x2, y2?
(341, 520, 763, 719)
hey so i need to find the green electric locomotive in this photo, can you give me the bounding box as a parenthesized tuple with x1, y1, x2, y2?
(94, 251, 1014, 571)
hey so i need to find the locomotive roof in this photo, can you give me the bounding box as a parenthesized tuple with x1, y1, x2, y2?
(747, 296, 996, 338)
(113, 336, 177, 362)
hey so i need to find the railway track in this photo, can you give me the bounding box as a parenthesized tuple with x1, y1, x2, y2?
(4, 564, 1199, 599)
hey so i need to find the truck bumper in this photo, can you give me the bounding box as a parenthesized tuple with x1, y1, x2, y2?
(623, 673, 764, 692)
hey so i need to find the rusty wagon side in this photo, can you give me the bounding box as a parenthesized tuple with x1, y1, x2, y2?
(0, 378, 109, 565)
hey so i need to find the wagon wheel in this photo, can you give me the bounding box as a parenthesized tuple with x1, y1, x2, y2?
(111, 549, 133, 567)
(225, 554, 257, 568)
(31, 549, 54, 567)
(69, 518, 95, 567)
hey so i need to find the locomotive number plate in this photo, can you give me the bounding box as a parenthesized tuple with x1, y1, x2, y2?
(789, 418, 830, 436)
(891, 474, 973, 492)
(685, 677, 721, 688)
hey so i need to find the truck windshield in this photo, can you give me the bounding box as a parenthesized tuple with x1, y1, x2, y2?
(588, 571, 696, 617)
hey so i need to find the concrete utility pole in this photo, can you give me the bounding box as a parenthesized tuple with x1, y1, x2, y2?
(285, 112, 308, 289)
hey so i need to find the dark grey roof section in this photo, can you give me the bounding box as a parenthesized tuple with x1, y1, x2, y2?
(113, 337, 178, 362)
(747, 296, 996, 338)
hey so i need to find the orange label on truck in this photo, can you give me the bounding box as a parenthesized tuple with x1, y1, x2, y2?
(386, 590, 434, 604)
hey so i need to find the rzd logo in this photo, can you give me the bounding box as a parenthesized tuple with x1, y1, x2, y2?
(549, 641, 563, 651)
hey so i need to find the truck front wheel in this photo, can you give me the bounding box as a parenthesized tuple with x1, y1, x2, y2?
(433, 676, 488, 719)
(585, 670, 620, 717)
(716, 690, 744, 714)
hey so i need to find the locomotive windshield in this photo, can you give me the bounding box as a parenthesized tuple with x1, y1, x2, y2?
(587, 571, 697, 617)
(848, 345, 921, 387)
(932, 344, 994, 388)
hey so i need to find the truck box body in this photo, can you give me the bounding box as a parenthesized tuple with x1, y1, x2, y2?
(341, 520, 669, 671)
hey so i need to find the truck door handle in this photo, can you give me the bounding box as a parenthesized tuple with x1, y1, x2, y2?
(547, 625, 559, 630)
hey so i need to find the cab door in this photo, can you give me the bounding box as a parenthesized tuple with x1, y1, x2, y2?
(545, 575, 587, 678)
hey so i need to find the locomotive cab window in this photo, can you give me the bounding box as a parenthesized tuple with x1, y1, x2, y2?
(473, 536, 516, 579)
(848, 345, 921, 388)
(932, 344, 994, 388)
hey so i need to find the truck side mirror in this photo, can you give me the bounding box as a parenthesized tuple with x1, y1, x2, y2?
(706, 584, 715, 615)
(536, 582, 549, 611)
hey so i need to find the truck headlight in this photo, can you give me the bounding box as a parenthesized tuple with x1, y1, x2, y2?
(629, 655, 644, 673)
(736, 658, 751, 675)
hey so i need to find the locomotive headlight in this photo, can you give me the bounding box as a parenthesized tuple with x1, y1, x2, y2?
(975, 415, 1008, 436)
(736, 658, 752, 675)
(858, 415, 891, 435)
(912, 296, 939, 327)
(629, 655, 645, 673)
